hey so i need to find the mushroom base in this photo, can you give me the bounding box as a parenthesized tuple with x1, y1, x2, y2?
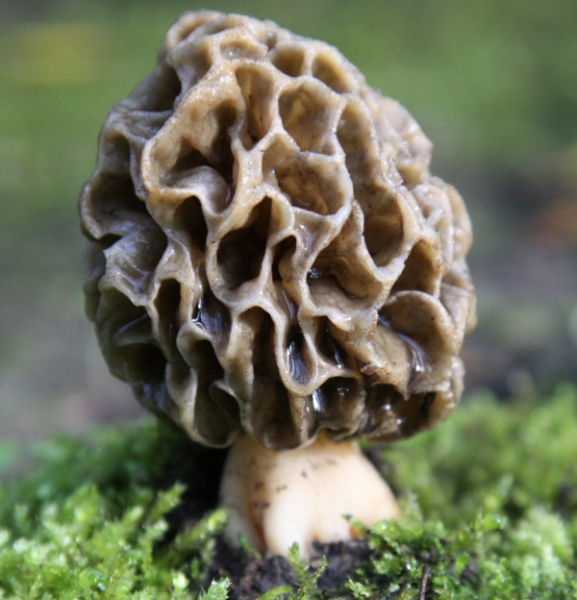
(218, 433, 400, 557)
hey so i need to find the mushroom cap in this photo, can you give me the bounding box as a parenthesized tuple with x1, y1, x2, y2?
(79, 11, 476, 451)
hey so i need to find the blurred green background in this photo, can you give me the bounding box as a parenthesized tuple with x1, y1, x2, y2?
(1, 0, 576, 443)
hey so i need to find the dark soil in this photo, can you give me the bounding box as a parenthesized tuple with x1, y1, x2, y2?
(205, 537, 372, 600)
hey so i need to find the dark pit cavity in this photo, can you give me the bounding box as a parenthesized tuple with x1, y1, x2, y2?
(189, 339, 225, 382)
(217, 197, 271, 288)
(272, 236, 297, 282)
(148, 66, 182, 112)
(317, 319, 350, 370)
(235, 67, 274, 149)
(165, 139, 210, 185)
(312, 377, 361, 430)
(364, 384, 402, 439)
(89, 172, 148, 228)
(208, 102, 237, 184)
(190, 340, 239, 446)
(173, 196, 208, 251)
(124, 343, 170, 414)
(192, 288, 231, 347)
(420, 391, 436, 417)
(103, 290, 151, 345)
(252, 380, 299, 449)
(209, 385, 241, 423)
(391, 391, 439, 438)
(285, 325, 309, 385)
(155, 279, 182, 349)
(243, 310, 300, 449)
(249, 308, 277, 379)
(126, 343, 167, 386)
(364, 384, 439, 441)
(363, 204, 404, 267)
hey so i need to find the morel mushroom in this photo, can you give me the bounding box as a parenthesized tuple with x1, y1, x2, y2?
(79, 11, 476, 556)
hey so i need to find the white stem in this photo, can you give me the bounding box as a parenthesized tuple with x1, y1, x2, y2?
(219, 433, 400, 557)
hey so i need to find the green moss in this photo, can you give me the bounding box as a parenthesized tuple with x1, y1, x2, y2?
(0, 422, 228, 599)
(2, 385, 577, 598)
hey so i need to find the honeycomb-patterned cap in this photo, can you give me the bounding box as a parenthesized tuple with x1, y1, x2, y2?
(79, 11, 476, 450)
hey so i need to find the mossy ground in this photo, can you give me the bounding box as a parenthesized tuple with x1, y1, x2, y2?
(2, 384, 577, 599)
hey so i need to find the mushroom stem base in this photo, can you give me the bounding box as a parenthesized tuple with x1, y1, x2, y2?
(218, 433, 400, 557)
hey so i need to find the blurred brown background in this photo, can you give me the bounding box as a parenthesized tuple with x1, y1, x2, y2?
(1, 0, 576, 451)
